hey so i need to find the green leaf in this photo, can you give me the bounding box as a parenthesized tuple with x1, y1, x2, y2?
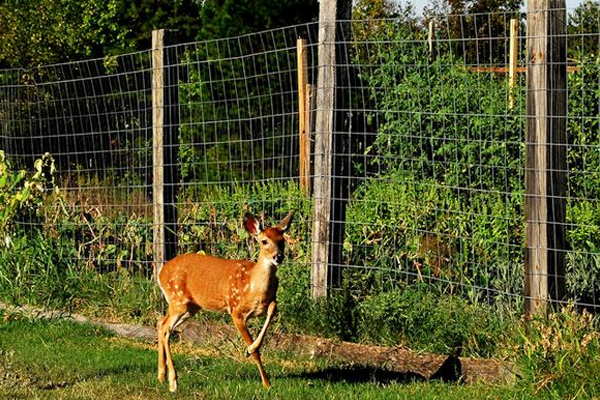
(20, 187, 30, 202)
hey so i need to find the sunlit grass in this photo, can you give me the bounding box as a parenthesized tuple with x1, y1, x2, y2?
(0, 312, 515, 400)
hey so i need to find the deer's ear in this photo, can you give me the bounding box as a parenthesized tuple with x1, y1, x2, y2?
(278, 210, 295, 233)
(243, 213, 261, 235)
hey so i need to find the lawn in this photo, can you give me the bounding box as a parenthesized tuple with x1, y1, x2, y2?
(0, 311, 518, 400)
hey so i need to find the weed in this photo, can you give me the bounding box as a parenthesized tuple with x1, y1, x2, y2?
(513, 304, 600, 398)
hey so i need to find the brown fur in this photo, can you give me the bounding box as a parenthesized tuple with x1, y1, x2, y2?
(156, 211, 294, 392)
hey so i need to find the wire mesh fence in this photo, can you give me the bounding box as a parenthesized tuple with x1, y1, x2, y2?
(1, 9, 599, 316)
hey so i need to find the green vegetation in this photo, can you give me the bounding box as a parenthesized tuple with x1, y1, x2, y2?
(512, 305, 600, 399)
(0, 0, 319, 68)
(2, 37, 600, 363)
(1, 2, 600, 398)
(0, 152, 510, 359)
(348, 17, 600, 310)
(0, 309, 512, 399)
(3, 307, 600, 399)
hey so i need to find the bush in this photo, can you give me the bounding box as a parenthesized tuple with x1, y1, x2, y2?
(354, 23, 600, 315)
(343, 170, 524, 308)
(362, 41, 525, 193)
(356, 288, 505, 357)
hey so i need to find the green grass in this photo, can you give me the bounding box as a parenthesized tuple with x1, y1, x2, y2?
(0, 312, 516, 400)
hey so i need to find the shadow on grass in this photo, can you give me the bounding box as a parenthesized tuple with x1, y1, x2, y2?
(291, 356, 463, 386)
(294, 366, 426, 385)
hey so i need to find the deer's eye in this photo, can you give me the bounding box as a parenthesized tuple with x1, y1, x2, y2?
(261, 239, 268, 245)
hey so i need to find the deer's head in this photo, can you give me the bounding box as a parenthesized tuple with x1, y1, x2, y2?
(244, 210, 294, 266)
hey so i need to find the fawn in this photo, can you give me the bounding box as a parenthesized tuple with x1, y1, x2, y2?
(156, 210, 294, 392)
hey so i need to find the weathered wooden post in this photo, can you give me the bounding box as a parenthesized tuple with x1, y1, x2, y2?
(525, 0, 567, 314)
(311, 0, 338, 299)
(428, 20, 436, 59)
(508, 18, 519, 110)
(152, 29, 179, 277)
(311, 0, 352, 298)
(298, 38, 311, 195)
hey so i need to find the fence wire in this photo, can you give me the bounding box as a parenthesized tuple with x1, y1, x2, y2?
(0, 10, 599, 314)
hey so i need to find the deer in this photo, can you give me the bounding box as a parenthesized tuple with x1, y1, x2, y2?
(156, 210, 294, 392)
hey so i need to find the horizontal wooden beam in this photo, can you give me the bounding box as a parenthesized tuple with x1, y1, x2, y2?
(469, 65, 578, 74)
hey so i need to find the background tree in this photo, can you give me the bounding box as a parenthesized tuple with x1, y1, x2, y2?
(0, 0, 124, 68)
(424, 0, 523, 65)
(178, 0, 318, 186)
(568, 0, 600, 60)
(0, 0, 202, 68)
(198, 0, 318, 39)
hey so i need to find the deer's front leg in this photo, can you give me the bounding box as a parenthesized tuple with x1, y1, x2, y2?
(248, 301, 277, 355)
(232, 312, 271, 388)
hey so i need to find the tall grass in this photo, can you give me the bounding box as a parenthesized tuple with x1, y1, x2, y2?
(0, 154, 514, 359)
(512, 305, 600, 399)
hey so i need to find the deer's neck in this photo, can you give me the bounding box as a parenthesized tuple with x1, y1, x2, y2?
(251, 256, 277, 294)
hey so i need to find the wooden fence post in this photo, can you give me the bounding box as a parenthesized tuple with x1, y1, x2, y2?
(152, 29, 179, 278)
(311, 0, 338, 299)
(508, 18, 519, 110)
(525, 0, 567, 314)
(298, 38, 311, 195)
(428, 21, 435, 59)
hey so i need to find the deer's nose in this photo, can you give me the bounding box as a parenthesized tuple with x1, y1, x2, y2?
(275, 252, 284, 264)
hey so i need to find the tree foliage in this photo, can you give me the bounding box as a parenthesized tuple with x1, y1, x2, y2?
(0, 0, 123, 67)
(568, 0, 600, 60)
(424, 0, 523, 65)
(198, 0, 318, 40)
(177, 0, 318, 186)
(0, 0, 202, 68)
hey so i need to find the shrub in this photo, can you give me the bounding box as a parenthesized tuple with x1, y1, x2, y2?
(356, 288, 505, 357)
(0, 151, 55, 246)
(362, 40, 525, 194)
(343, 170, 524, 307)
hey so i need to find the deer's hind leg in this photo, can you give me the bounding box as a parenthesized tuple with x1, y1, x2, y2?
(157, 303, 199, 392)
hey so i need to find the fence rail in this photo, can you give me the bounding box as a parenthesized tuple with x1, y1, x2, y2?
(1, 10, 600, 315)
